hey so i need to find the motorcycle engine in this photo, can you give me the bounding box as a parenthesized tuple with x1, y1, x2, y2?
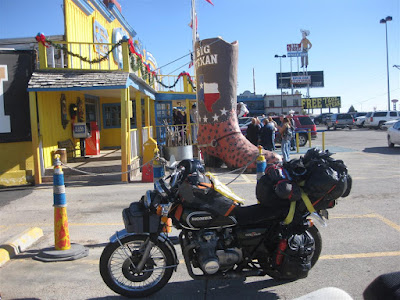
(195, 230, 243, 275)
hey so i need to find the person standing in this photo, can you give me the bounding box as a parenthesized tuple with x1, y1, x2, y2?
(190, 103, 198, 142)
(268, 116, 278, 150)
(279, 117, 293, 162)
(246, 118, 260, 146)
(260, 118, 274, 151)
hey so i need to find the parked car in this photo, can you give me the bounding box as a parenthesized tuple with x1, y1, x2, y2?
(238, 117, 251, 127)
(272, 115, 317, 147)
(364, 111, 400, 129)
(387, 120, 400, 147)
(355, 116, 366, 128)
(313, 113, 332, 125)
(326, 113, 354, 130)
(382, 118, 400, 130)
(351, 112, 367, 119)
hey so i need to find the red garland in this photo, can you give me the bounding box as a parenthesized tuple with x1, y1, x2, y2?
(35, 33, 49, 48)
(128, 38, 135, 54)
(178, 71, 193, 83)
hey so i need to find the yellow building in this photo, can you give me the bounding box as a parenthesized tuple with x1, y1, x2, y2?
(0, 0, 196, 187)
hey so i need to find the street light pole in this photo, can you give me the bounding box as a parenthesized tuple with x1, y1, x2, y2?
(380, 16, 392, 111)
(275, 54, 286, 114)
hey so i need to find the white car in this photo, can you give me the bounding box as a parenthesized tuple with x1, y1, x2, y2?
(382, 118, 400, 130)
(355, 116, 366, 128)
(387, 120, 400, 147)
(364, 111, 400, 129)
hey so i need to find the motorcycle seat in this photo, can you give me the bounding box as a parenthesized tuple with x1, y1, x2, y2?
(233, 204, 289, 226)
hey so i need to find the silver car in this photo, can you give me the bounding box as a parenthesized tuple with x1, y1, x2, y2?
(387, 120, 400, 147)
(326, 113, 354, 130)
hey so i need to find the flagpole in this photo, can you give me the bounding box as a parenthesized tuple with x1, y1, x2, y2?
(191, 0, 197, 66)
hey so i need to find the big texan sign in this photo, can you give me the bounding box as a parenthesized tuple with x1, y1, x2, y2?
(302, 97, 341, 109)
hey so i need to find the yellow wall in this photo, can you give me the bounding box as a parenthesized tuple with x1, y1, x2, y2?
(0, 142, 34, 186)
(36, 91, 123, 167)
(64, 0, 130, 70)
(37, 91, 83, 168)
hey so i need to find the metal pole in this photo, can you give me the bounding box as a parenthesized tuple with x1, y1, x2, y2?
(384, 21, 391, 111)
(280, 57, 283, 114)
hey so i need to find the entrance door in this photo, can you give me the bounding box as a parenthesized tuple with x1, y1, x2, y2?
(85, 95, 100, 131)
(155, 101, 172, 145)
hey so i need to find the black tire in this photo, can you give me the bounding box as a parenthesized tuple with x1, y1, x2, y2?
(333, 126, 337, 131)
(326, 126, 330, 131)
(378, 121, 385, 130)
(388, 135, 395, 148)
(315, 120, 320, 125)
(308, 225, 322, 267)
(298, 133, 308, 147)
(100, 235, 174, 298)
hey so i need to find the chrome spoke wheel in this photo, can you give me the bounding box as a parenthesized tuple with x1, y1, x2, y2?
(100, 235, 174, 298)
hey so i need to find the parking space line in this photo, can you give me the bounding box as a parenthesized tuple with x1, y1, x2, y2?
(320, 251, 400, 260)
(331, 213, 400, 232)
(240, 174, 252, 183)
(27, 251, 400, 265)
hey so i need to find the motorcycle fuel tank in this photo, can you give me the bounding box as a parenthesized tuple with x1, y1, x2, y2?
(181, 209, 237, 229)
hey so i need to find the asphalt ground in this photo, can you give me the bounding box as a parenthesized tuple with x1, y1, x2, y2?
(0, 126, 399, 300)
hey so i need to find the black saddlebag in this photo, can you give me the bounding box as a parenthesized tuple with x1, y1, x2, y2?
(274, 231, 315, 279)
(122, 202, 160, 233)
(178, 181, 237, 216)
(256, 165, 301, 209)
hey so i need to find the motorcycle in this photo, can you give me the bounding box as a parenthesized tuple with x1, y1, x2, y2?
(99, 150, 351, 298)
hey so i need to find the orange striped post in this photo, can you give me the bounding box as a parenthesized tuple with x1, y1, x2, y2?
(34, 154, 88, 261)
(53, 155, 71, 250)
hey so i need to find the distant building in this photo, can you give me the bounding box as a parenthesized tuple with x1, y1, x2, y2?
(237, 90, 303, 116)
(264, 91, 303, 115)
(237, 91, 264, 116)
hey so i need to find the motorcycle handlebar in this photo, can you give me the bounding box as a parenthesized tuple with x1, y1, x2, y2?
(170, 166, 185, 188)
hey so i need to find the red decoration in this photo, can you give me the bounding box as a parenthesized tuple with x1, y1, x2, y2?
(35, 33, 49, 48)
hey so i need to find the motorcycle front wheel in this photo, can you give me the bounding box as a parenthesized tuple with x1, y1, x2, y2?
(99, 234, 174, 298)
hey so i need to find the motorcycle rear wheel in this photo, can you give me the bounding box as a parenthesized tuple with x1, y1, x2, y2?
(99, 234, 174, 298)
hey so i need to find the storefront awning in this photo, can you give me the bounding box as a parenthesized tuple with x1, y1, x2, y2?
(27, 70, 156, 99)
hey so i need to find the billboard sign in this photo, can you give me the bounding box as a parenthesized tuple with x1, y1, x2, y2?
(287, 43, 302, 57)
(302, 97, 341, 109)
(291, 75, 311, 84)
(277, 71, 324, 89)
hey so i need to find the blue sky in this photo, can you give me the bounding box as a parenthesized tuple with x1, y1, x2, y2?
(1, 0, 399, 113)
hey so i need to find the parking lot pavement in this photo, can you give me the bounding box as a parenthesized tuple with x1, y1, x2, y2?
(1, 129, 399, 299)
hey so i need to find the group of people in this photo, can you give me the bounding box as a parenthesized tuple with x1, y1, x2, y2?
(172, 104, 198, 143)
(245, 114, 296, 162)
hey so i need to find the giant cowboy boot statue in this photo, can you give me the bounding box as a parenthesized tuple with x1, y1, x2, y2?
(195, 37, 281, 169)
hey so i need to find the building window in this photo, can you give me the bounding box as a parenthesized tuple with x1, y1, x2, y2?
(103, 104, 121, 128)
(269, 100, 274, 107)
(283, 100, 287, 107)
(293, 99, 299, 106)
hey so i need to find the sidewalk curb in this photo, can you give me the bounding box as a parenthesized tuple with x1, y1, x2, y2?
(0, 227, 43, 267)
